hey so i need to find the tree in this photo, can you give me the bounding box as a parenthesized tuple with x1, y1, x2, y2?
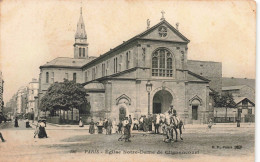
(212, 92, 236, 122)
(40, 79, 89, 120)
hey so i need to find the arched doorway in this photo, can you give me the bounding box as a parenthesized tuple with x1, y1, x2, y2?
(152, 90, 173, 114)
(191, 99, 200, 120)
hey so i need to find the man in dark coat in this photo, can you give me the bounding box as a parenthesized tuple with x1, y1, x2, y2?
(14, 117, 19, 127)
(89, 119, 95, 134)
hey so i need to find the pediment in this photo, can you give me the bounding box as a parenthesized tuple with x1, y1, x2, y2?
(139, 20, 189, 43)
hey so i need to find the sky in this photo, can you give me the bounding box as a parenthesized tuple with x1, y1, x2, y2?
(0, 0, 256, 103)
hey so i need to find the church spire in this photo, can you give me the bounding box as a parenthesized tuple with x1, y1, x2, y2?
(74, 3, 89, 59)
(75, 3, 87, 40)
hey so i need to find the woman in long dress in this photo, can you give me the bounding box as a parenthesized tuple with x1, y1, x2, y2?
(79, 117, 84, 127)
(14, 117, 19, 127)
(38, 121, 48, 138)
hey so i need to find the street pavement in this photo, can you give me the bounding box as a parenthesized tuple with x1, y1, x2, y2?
(0, 120, 255, 162)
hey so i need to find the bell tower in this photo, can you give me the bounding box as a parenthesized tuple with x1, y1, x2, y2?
(74, 5, 88, 59)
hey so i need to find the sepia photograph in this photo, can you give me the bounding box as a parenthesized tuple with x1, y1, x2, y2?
(0, 0, 256, 161)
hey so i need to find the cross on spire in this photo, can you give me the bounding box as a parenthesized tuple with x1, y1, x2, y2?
(160, 10, 165, 21)
(80, 0, 82, 15)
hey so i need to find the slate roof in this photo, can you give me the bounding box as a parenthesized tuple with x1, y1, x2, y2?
(222, 85, 247, 91)
(40, 57, 92, 69)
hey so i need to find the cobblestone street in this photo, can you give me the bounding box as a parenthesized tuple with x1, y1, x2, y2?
(0, 121, 254, 162)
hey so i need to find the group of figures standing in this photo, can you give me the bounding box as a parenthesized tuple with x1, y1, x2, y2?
(80, 105, 185, 143)
(13, 117, 48, 139)
(84, 116, 133, 142)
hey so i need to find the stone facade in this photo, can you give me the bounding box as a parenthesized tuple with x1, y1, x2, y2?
(38, 9, 223, 124)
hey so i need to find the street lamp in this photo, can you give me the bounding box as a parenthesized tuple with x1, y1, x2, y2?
(215, 110, 217, 123)
(146, 80, 153, 115)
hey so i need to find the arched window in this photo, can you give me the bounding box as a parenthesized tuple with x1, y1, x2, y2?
(46, 72, 49, 83)
(79, 47, 82, 57)
(83, 48, 85, 57)
(152, 48, 173, 77)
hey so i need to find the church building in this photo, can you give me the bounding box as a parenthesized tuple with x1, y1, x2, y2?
(39, 8, 222, 124)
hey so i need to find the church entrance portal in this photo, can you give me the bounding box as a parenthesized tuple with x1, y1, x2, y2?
(119, 107, 126, 121)
(152, 90, 173, 114)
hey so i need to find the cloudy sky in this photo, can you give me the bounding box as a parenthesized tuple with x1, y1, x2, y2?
(0, 0, 256, 103)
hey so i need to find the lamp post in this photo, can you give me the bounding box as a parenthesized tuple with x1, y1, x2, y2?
(215, 110, 217, 123)
(146, 80, 153, 115)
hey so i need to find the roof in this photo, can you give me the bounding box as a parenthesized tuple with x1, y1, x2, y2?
(82, 19, 190, 69)
(222, 85, 247, 91)
(222, 77, 255, 90)
(233, 97, 255, 107)
(187, 71, 210, 82)
(40, 57, 91, 69)
(84, 81, 105, 92)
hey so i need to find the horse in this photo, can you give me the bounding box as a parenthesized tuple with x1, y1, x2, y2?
(171, 115, 184, 142)
(160, 113, 184, 142)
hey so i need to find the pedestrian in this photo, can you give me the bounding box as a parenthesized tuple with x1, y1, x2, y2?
(26, 118, 31, 128)
(139, 116, 144, 131)
(154, 114, 160, 134)
(34, 121, 40, 138)
(38, 120, 48, 138)
(104, 118, 109, 135)
(97, 118, 104, 134)
(89, 118, 95, 134)
(14, 117, 19, 127)
(123, 117, 131, 142)
(107, 119, 113, 135)
(112, 119, 117, 134)
(133, 118, 139, 130)
(79, 117, 84, 127)
(0, 132, 6, 142)
(118, 120, 123, 134)
(208, 118, 213, 129)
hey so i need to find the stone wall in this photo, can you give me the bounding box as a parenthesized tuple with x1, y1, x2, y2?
(187, 60, 222, 92)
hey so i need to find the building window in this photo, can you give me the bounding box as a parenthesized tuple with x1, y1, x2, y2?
(79, 47, 82, 57)
(52, 72, 54, 83)
(126, 51, 130, 69)
(152, 48, 173, 77)
(242, 100, 248, 109)
(85, 71, 88, 82)
(114, 57, 118, 73)
(92, 68, 95, 80)
(102, 63, 105, 77)
(46, 72, 49, 83)
(73, 73, 77, 82)
(248, 109, 252, 114)
(83, 48, 85, 57)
